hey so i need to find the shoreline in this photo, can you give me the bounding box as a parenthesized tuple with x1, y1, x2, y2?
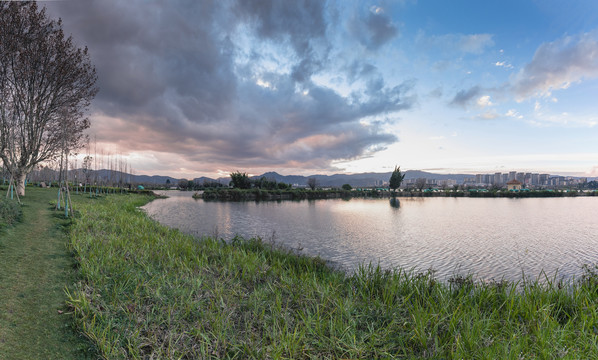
(195, 187, 597, 201)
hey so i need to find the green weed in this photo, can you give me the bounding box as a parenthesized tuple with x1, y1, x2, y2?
(67, 193, 598, 359)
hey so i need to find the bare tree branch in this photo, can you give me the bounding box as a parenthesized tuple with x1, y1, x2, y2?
(0, 2, 97, 195)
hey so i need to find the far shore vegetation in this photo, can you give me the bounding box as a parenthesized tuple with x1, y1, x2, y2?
(165, 170, 598, 202)
(198, 185, 598, 202)
(2, 186, 598, 358)
(190, 169, 597, 201)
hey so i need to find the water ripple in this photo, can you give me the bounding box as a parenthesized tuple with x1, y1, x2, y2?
(143, 193, 598, 282)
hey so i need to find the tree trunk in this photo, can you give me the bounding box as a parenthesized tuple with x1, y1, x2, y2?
(16, 170, 27, 196)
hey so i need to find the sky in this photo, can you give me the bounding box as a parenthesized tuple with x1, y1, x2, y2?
(45, 0, 598, 179)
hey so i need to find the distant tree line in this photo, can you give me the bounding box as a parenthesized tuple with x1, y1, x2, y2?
(173, 172, 293, 191)
(229, 171, 292, 190)
(175, 179, 225, 191)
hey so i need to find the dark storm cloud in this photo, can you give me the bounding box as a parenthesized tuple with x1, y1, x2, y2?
(234, 0, 327, 49)
(48, 0, 236, 123)
(348, 7, 399, 51)
(233, 0, 330, 82)
(46, 0, 414, 171)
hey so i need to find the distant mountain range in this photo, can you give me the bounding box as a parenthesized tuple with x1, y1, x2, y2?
(134, 170, 473, 187)
(240, 171, 473, 187)
(62, 169, 592, 187)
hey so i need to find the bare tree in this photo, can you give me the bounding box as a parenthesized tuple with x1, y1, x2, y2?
(307, 177, 318, 190)
(178, 179, 189, 191)
(56, 107, 84, 214)
(82, 155, 93, 187)
(415, 178, 427, 192)
(0, 2, 97, 196)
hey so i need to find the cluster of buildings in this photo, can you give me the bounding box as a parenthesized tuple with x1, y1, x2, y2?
(399, 171, 588, 189)
(464, 172, 587, 188)
(402, 178, 457, 187)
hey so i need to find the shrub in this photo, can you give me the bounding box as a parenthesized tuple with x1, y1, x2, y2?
(229, 188, 242, 200)
(0, 197, 22, 228)
(230, 171, 251, 189)
(277, 182, 290, 190)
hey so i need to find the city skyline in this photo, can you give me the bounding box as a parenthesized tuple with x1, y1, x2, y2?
(45, 1, 598, 179)
(25, 165, 594, 188)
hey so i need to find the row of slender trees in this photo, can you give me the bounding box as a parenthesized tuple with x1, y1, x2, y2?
(24, 150, 133, 190)
(0, 2, 97, 197)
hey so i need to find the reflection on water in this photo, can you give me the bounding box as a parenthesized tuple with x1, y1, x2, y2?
(143, 191, 598, 282)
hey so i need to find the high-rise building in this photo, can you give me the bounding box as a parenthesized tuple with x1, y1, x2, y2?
(475, 174, 483, 184)
(494, 173, 502, 185)
(509, 171, 517, 181)
(524, 173, 532, 185)
(483, 174, 491, 184)
(539, 174, 550, 185)
(557, 176, 566, 186)
(439, 179, 457, 187)
(463, 177, 475, 185)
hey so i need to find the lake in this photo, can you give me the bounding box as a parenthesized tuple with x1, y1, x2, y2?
(142, 191, 598, 282)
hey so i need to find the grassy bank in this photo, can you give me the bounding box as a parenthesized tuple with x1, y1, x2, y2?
(66, 192, 598, 358)
(0, 188, 95, 359)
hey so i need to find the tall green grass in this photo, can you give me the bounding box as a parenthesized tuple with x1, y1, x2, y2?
(67, 193, 598, 359)
(0, 196, 22, 228)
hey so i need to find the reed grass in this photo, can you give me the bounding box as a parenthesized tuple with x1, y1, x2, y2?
(67, 193, 598, 359)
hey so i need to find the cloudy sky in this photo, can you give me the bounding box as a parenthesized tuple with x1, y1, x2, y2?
(46, 0, 598, 178)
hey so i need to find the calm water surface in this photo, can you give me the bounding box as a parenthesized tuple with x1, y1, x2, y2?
(142, 191, 598, 281)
